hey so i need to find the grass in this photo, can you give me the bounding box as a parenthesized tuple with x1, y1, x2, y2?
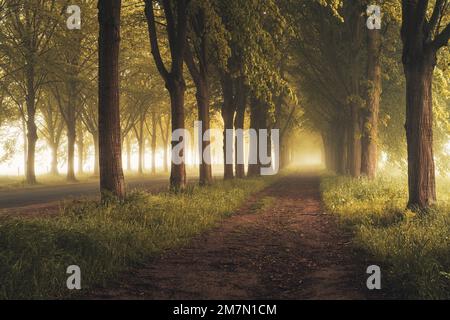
(321, 174, 450, 299)
(0, 174, 97, 191)
(0, 176, 274, 299)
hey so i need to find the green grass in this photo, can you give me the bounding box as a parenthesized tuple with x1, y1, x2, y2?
(321, 174, 450, 299)
(0, 177, 274, 299)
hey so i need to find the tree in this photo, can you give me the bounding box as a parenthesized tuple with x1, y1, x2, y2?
(361, 2, 382, 179)
(0, 0, 63, 184)
(97, 0, 125, 199)
(401, 0, 450, 209)
(144, 0, 190, 190)
(38, 93, 64, 175)
(184, 0, 230, 185)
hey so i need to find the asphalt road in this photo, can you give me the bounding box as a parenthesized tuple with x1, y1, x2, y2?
(0, 177, 173, 209)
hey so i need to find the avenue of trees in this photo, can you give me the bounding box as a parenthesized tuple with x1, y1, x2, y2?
(0, 0, 449, 210)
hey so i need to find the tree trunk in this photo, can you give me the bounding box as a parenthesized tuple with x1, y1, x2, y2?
(22, 118, 27, 177)
(322, 132, 335, 172)
(25, 65, 37, 185)
(168, 77, 187, 190)
(137, 120, 145, 175)
(347, 104, 362, 178)
(234, 79, 246, 178)
(67, 122, 77, 181)
(280, 140, 290, 170)
(345, 0, 363, 178)
(335, 124, 347, 175)
(404, 54, 437, 209)
(151, 112, 157, 175)
(361, 28, 381, 179)
(196, 83, 213, 184)
(77, 131, 84, 175)
(98, 0, 125, 199)
(50, 143, 59, 175)
(220, 75, 235, 180)
(248, 98, 264, 177)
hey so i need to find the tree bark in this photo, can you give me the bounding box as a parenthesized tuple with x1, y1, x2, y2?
(67, 122, 77, 181)
(25, 65, 37, 185)
(168, 77, 187, 189)
(151, 112, 157, 174)
(196, 87, 212, 184)
(184, 44, 212, 185)
(98, 0, 125, 199)
(404, 55, 437, 209)
(248, 98, 267, 177)
(77, 130, 84, 175)
(345, 0, 364, 178)
(144, 0, 189, 191)
(399, 0, 450, 209)
(50, 143, 59, 175)
(234, 79, 247, 179)
(347, 104, 362, 177)
(136, 118, 145, 175)
(361, 27, 381, 179)
(220, 74, 235, 180)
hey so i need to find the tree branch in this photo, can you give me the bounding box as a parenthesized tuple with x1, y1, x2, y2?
(144, 0, 169, 81)
(433, 22, 450, 49)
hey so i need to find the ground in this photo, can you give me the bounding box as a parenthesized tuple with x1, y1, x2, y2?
(86, 174, 371, 300)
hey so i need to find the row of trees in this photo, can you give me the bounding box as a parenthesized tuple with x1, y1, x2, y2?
(100, 0, 301, 196)
(0, 0, 301, 197)
(290, 0, 450, 210)
(1, 0, 449, 211)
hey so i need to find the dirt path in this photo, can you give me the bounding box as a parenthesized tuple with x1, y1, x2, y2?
(88, 174, 368, 300)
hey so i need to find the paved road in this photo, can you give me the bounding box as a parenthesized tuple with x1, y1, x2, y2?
(0, 177, 174, 209)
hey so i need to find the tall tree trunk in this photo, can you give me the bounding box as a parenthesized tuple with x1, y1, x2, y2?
(195, 83, 212, 184)
(361, 28, 381, 179)
(67, 122, 77, 181)
(151, 112, 157, 175)
(248, 98, 264, 177)
(345, 0, 363, 178)
(220, 74, 235, 180)
(77, 130, 84, 175)
(144, 0, 189, 191)
(184, 10, 213, 185)
(347, 104, 362, 177)
(50, 143, 59, 175)
(404, 54, 437, 209)
(98, 0, 125, 199)
(280, 140, 290, 170)
(399, 0, 450, 209)
(25, 65, 37, 185)
(168, 77, 187, 189)
(234, 79, 246, 179)
(22, 118, 28, 177)
(322, 132, 335, 172)
(137, 119, 145, 175)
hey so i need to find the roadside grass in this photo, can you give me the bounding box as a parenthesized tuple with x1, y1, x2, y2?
(0, 176, 274, 299)
(0, 171, 175, 191)
(321, 174, 450, 299)
(0, 174, 97, 191)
